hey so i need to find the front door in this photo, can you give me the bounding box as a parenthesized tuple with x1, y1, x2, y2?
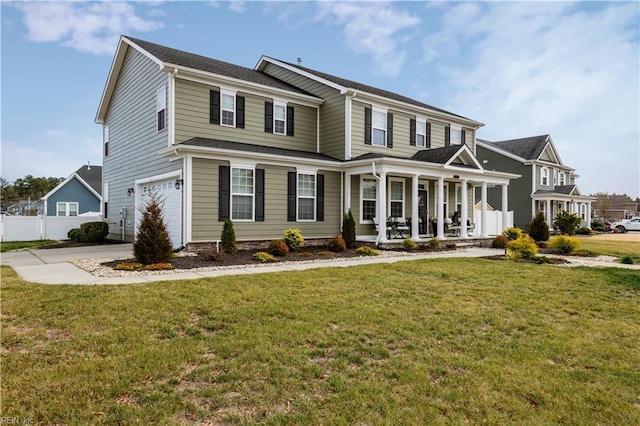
(418, 189, 428, 234)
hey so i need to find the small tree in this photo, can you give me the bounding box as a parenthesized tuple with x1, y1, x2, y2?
(342, 209, 356, 248)
(221, 219, 237, 255)
(133, 193, 173, 265)
(529, 212, 550, 242)
(554, 210, 582, 235)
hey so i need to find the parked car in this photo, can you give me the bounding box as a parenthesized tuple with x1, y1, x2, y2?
(610, 217, 640, 233)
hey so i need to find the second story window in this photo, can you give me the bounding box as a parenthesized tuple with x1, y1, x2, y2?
(274, 102, 286, 135)
(103, 125, 109, 157)
(156, 86, 166, 132)
(221, 92, 235, 126)
(416, 120, 426, 147)
(541, 167, 549, 186)
(559, 172, 566, 186)
(372, 109, 387, 147)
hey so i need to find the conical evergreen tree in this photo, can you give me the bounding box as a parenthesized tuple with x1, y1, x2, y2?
(528, 212, 550, 242)
(342, 209, 357, 248)
(133, 192, 173, 264)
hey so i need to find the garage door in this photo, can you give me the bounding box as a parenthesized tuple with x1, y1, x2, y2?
(137, 177, 182, 248)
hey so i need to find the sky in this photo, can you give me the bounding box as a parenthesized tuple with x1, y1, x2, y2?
(1, 1, 639, 198)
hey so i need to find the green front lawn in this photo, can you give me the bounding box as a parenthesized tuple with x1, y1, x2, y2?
(2, 259, 639, 425)
(0, 239, 59, 252)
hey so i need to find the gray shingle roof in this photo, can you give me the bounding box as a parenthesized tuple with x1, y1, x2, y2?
(411, 146, 462, 164)
(485, 135, 550, 160)
(270, 57, 472, 121)
(126, 37, 318, 98)
(75, 165, 102, 195)
(534, 185, 578, 196)
(180, 138, 340, 162)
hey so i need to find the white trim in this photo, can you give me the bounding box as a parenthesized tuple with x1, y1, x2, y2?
(168, 70, 176, 146)
(345, 94, 353, 159)
(156, 85, 167, 132)
(255, 56, 345, 91)
(360, 175, 377, 224)
(296, 172, 317, 222)
(220, 89, 237, 127)
(230, 166, 256, 222)
(229, 160, 257, 169)
(273, 100, 287, 135)
(371, 106, 388, 147)
(388, 178, 405, 218)
(185, 156, 192, 244)
(416, 118, 427, 148)
(540, 166, 549, 186)
(56, 202, 79, 217)
(41, 172, 102, 201)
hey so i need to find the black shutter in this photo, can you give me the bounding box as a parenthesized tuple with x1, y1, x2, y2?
(426, 122, 432, 148)
(445, 125, 451, 147)
(255, 168, 264, 221)
(410, 118, 416, 146)
(287, 172, 297, 221)
(236, 95, 245, 129)
(286, 105, 294, 136)
(387, 113, 393, 148)
(316, 174, 324, 222)
(461, 129, 466, 145)
(219, 166, 230, 221)
(364, 107, 372, 145)
(264, 102, 273, 133)
(210, 90, 220, 124)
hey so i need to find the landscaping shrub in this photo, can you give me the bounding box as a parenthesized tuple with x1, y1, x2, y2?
(267, 239, 290, 256)
(283, 228, 304, 250)
(144, 262, 173, 271)
(503, 227, 523, 241)
(575, 226, 593, 235)
(114, 262, 143, 270)
(590, 219, 607, 233)
(133, 194, 173, 265)
(491, 234, 508, 249)
(428, 238, 441, 250)
(328, 235, 347, 252)
(80, 221, 109, 243)
(221, 219, 237, 255)
(342, 209, 357, 248)
(356, 246, 379, 256)
(506, 236, 538, 260)
(402, 238, 417, 251)
(252, 252, 276, 263)
(67, 228, 82, 241)
(201, 249, 226, 262)
(549, 236, 580, 254)
(620, 255, 635, 265)
(528, 212, 550, 242)
(554, 210, 582, 235)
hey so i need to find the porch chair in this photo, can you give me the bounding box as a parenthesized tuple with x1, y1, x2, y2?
(372, 217, 393, 240)
(391, 217, 410, 239)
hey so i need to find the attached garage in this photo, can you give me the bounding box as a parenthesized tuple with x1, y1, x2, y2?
(136, 175, 183, 248)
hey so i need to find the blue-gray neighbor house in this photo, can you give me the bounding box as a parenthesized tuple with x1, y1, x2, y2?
(41, 165, 103, 216)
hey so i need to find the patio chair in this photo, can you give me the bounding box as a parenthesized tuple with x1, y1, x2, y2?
(372, 217, 393, 239)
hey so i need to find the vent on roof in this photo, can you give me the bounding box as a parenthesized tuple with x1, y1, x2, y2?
(297, 57, 302, 65)
(87, 161, 91, 170)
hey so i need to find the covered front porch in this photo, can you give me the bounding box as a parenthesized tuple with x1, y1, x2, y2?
(344, 146, 519, 245)
(533, 186, 595, 228)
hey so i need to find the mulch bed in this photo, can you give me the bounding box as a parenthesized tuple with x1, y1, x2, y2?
(102, 246, 367, 270)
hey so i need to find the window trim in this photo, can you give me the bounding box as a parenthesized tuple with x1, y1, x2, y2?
(296, 172, 317, 222)
(559, 171, 566, 186)
(454, 183, 462, 216)
(56, 202, 79, 217)
(436, 182, 449, 218)
(156, 86, 166, 132)
(450, 124, 462, 145)
(371, 107, 387, 147)
(360, 176, 377, 223)
(230, 166, 255, 222)
(103, 125, 109, 157)
(388, 178, 405, 218)
(220, 90, 236, 127)
(273, 100, 287, 135)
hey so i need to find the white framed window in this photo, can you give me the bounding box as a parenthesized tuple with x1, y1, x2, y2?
(297, 173, 316, 221)
(372, 108, 387, 147)
(553, 169, 558, 186)
(231, 167, 254, 221)
(580, 204, 587, 221)
(103, 125, 109, 156)
(274, 101, 286, 135)
(156, 86, 166, 132)
(389, 179, 404, 218)
(540, 167, 549, 186)
(221, 91, 235, 126)
(455, 183, 462, 217)
(538, 201, 548, 217)
(559, 171, 566, 186)
(435, 182, 449, 218)
(57, 202, 78, 217)
(361, 177, 377, 222)
(450, 125, 462, 145)
(416, 119, 426, 147)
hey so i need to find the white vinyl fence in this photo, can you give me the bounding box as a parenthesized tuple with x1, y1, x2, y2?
(473, 210, 514, 237)
(0, 215, 104, 242)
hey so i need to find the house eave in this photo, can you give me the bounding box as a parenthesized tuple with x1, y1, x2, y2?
(41, 173, 102, 202)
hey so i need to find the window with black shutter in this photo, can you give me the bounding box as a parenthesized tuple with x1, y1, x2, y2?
(410, 119, 416, 146)
(210, 90, 220, 125)
(236, 96, 245, 129)
(364, 107, 372, 145)
(265, 101, 273, 133)
(219, 166, 230, 221)
(445, 125, 451, 147)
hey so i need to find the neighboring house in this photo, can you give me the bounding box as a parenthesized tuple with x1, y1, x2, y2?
(476, 135, 594, 229)
(95, 36, 518, 249)
(41, 164, 102, 217)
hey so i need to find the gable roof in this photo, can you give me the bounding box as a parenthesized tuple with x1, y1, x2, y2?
(41, 165, 102, 201)
(490, 135, 550, 160)
(350, 145, 482, 169)
(256, 56, 483, 127)
(534, 185, 582, 196)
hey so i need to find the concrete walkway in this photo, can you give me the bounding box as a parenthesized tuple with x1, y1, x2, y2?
(2, 244, 637, 286)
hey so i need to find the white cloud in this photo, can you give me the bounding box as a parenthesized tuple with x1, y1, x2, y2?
(14, 2, 164, 55)
(228, 1, 246, 13)
(315, 2, 420, 77)
(422, 2, 640, 196)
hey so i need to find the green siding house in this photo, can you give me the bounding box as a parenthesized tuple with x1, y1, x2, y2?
(96, 36, 518, 249)
(476, 135, 594, 230)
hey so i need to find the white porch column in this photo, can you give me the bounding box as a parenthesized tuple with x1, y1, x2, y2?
(481, 182, 488, 237)
(378, 171, 387, 242)
(501, 184, 509, 230)
(586, 203, 592, 228)
(344, 173, 351, 213)
(437, 177, 445, 239)
(411, 174, 419, 240)
(460, 179, 468, 238)
(546, 200, 552, 225)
